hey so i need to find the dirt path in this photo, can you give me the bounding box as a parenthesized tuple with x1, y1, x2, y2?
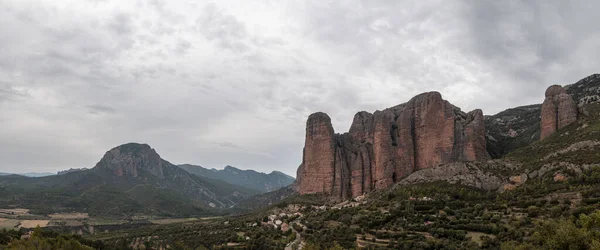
(285, 219, 306, 250)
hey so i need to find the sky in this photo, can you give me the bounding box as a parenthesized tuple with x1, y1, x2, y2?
(1, 0, 599, 176)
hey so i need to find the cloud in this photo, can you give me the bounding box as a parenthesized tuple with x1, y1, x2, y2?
(86, 104, 116, 114)
(213, 141, 243, 150)
(0, 0, 598, 176)
(196, 3, 249, 52)
(458, 0, 600, 105)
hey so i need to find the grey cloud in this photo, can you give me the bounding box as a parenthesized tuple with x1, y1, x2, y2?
(459, 0, 600, 103)
(174, 39, 192, 55)
(0, 85, 29, 104)
(213, 141, 243, 149)
(196, 3, 249, 52)
(86, 104, 116, 114)
(0, 0, 599, 177)
(108, 12, 135, 36)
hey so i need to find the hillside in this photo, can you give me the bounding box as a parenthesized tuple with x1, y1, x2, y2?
(484, 73, 600, 159)
(179, 164, 294, 193)
(0, 143, 259, 217)
(484, 104, 541, 159)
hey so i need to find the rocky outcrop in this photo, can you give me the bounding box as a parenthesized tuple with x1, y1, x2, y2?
(398, 162, 506, 191)
(57, 168, 89, 175)
(295, 92, 490, 199)
(92, 143, 258, 208)
(295, 113, 338, 196)
(540, 85, 578, 140)
(94, 143, 165, 178)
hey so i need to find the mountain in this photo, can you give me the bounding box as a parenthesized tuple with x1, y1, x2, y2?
(0, 143, 259, 217)
(295, 92, 490, 200)
(179, 164, 294, 193)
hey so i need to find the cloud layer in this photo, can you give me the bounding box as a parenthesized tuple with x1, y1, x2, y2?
(1, 0, 598, 176)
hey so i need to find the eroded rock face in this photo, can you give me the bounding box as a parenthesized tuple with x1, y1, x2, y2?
(540, 85, 578, 139)
(295, 92, 490, 199)
(295, 113, 337, 196)
(94, 143, 165, 178)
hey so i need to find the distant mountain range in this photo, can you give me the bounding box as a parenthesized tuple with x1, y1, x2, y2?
(0, 143, 262, 217)
(179, 164, 295, 193)
(0, 172, 55, 177)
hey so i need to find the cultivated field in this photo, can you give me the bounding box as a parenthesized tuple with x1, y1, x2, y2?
(0, 208, 30, 215)
(19, 220, 50, 228)
(150, 218, 198, 225)
(0, 218, 19, 229)
(49, 213, 89, 220)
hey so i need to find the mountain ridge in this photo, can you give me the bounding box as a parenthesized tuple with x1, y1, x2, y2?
(179, 164, 295, 193)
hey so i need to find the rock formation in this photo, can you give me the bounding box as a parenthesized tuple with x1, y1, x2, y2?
(295, 92, 490, 199)
(92, 143, 256, 208)
(540, 85, 578, 140)
(95, 143, 166, 178)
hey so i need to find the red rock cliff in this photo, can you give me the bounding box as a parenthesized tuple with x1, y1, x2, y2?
(295, 92, 490, 199)
(540, 85, 578, 140)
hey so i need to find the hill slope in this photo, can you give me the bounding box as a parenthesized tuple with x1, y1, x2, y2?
(485, 104, 541, 159)
(179, 164, 294, 193)
(0, 143, 259, 217)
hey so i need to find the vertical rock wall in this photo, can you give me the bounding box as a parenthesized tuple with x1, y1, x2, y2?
(540, 85, 578, 140)
(295, 92, 490, 199)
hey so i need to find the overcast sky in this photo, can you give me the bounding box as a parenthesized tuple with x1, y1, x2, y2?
(1, 0, 599, 176)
